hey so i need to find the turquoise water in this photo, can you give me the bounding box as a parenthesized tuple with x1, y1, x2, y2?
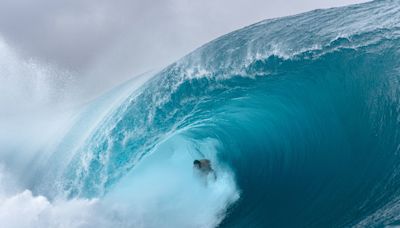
(31, 0, 400, 227)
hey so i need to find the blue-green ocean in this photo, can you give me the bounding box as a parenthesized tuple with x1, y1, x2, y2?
(13, 0, 400, 227)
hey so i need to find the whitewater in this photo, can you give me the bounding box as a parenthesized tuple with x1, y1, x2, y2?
(1, 0, 400, 227)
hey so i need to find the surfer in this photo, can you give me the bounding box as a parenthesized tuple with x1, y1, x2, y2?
(193, 159, 217, 181)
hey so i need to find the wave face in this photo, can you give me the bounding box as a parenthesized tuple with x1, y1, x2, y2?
(26, 0, 400, 227)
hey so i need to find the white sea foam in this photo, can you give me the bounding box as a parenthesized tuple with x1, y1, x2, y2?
(0, 135, 239, 228)
(104, 136, 240, 228)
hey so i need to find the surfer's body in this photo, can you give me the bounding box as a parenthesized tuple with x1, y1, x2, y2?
(193, 159, 217, 182)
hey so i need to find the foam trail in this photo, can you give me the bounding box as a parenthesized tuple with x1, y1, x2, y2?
(105, 136, 239, 227)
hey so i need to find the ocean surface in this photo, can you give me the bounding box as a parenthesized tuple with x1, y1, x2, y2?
(1, 0, 400, 227)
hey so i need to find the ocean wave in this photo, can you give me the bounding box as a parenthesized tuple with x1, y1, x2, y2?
(2, 0, 400, 227)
